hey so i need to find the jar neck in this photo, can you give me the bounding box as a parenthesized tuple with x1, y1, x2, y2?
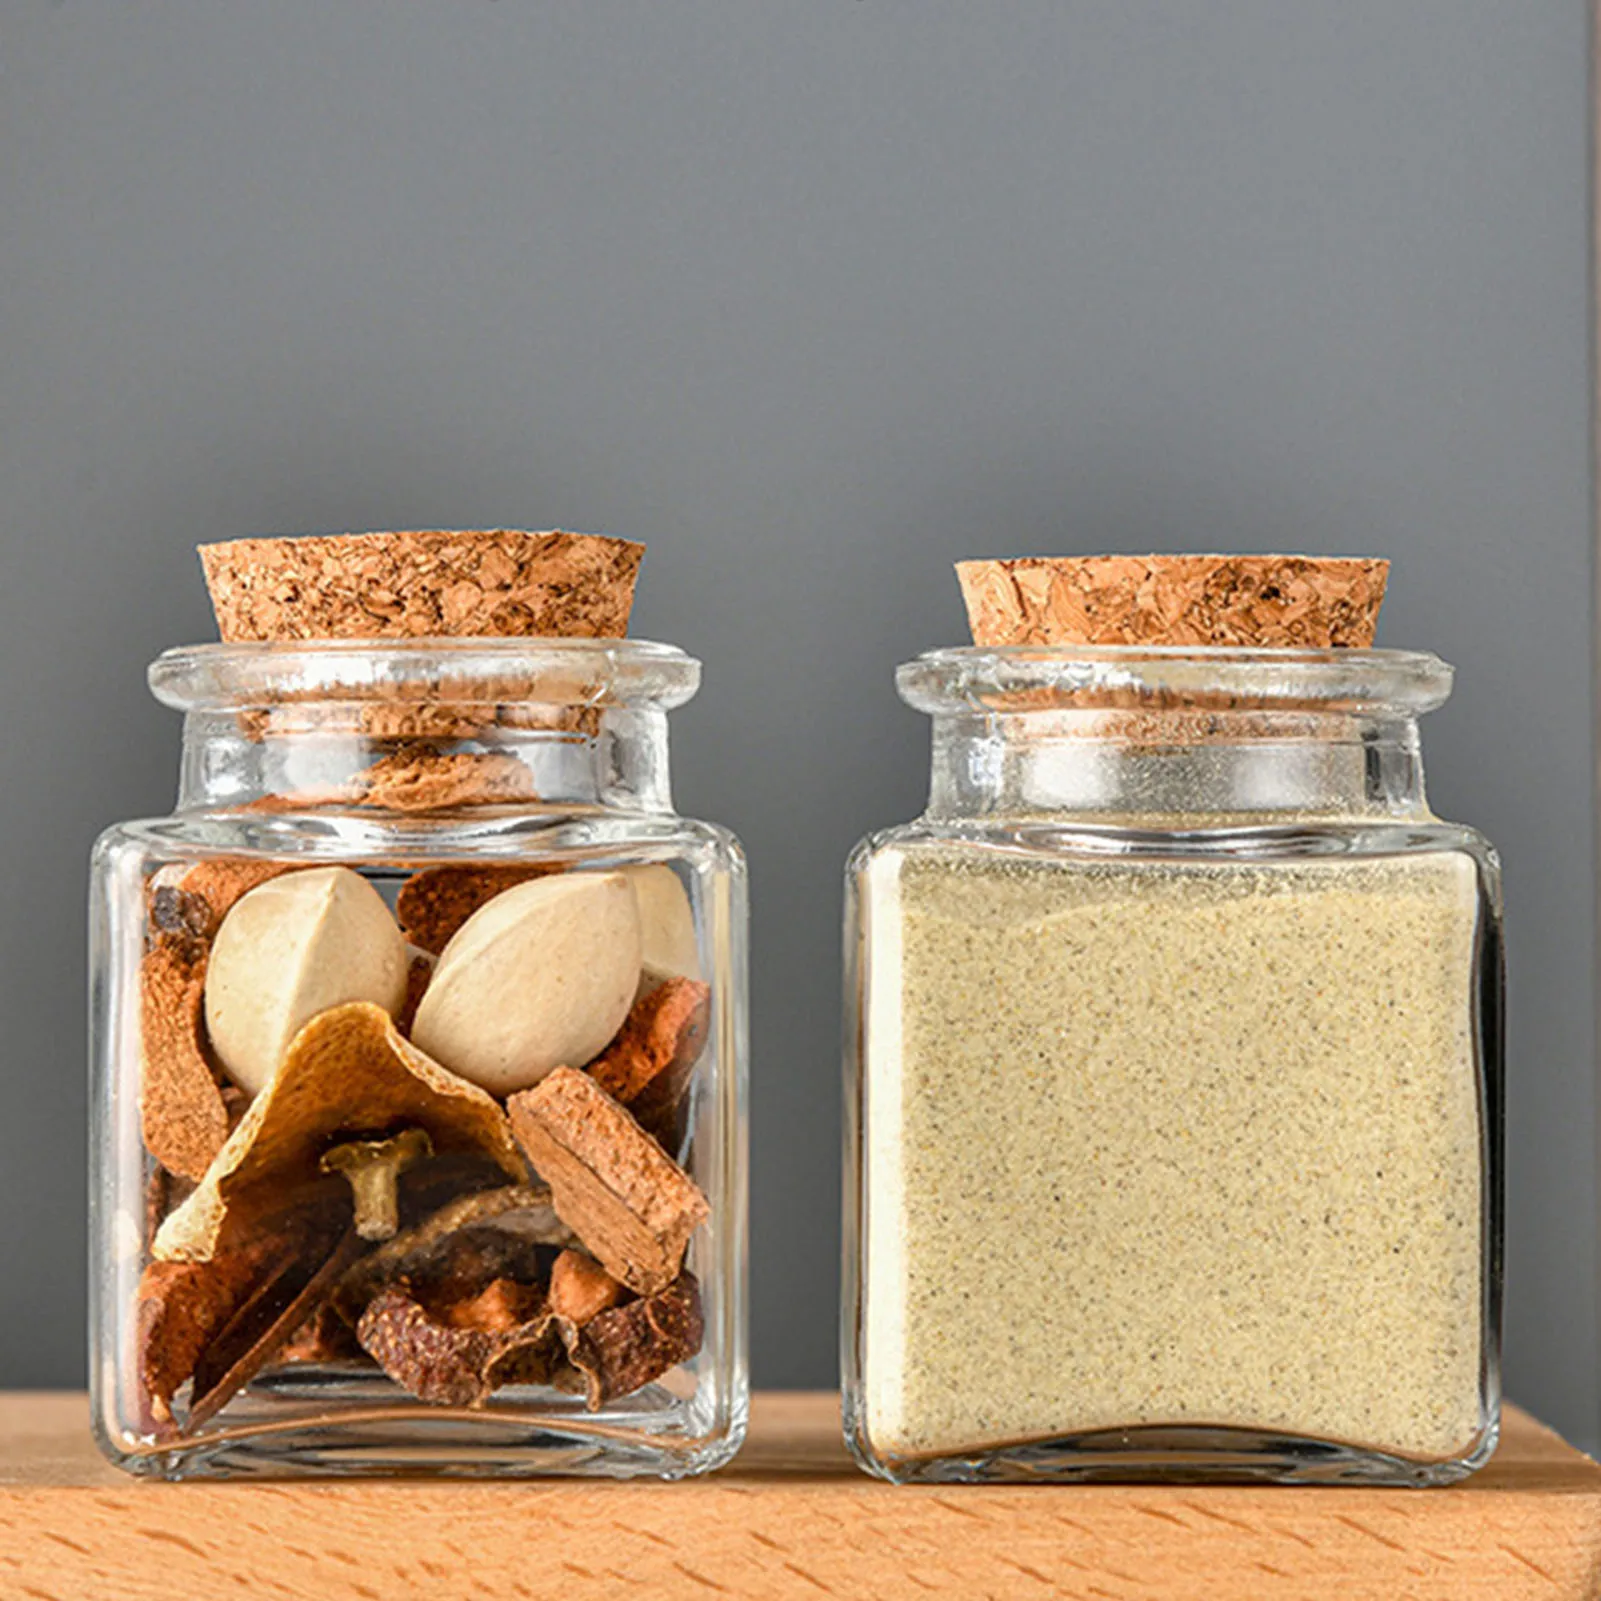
(177, 705, 676, 814)
(924, 708, 1430, 823)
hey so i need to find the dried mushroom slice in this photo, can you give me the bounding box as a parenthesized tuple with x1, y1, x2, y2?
(507, 1068, 709, 1296)
(154, 1002, 525, 1264)
(337, 1182, 575, 1311)
(559, 1273, 703, 1411)
(396, 864, 561, 955)
(357, 1281, 558, 1407)
(585, 977, 710, 1145)
(320, 1128, 434, 1240)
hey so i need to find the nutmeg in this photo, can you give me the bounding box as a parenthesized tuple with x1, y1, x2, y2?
(624, 865, 701, 997)
(411, 872, 643, 1096)
(202, 867, 411, 1097)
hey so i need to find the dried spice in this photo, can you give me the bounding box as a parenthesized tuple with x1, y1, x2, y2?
(320, 1128, 435, 1240)
(188, 1227, 366, 1430)
(336, 1183, 575, 1311)
(956, 554, 1389, 649)
(548, 1250, 624, 1326)
(508, 1068, 709, 1295)
(137, 1232, 293, 1429)
(155, 1002, 524, 1264)
(396, 949, 434, 1035)
(200, 530, 644, 643)
(585, 977, 710, 1144)
(396, 864, 561, 955)
(277, 1302, 366, 1365)
(560, 1274, 703, 1411)
(354, 750, 539, 813)
(139, 942, 232, 1184)
(139, 859, 294, 1182)
(357, 1281, 559, 1406)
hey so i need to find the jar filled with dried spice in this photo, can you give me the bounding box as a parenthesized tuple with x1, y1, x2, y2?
(843, 555, 1502, 1485)
(91, 530, 747, 1478)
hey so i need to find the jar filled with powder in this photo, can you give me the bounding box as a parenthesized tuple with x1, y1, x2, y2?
(843, 555, 1502, 1485)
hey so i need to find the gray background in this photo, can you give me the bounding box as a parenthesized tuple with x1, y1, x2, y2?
(0, 2, 1593, 1445)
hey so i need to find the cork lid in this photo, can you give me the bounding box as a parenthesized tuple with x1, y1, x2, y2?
(956, 555, 1388, 649)
(199, 530, 644, 642)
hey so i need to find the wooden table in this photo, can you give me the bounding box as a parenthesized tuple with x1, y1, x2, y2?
(1, 1393, 1598, 1599)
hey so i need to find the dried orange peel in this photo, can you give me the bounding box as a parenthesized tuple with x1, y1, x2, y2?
(155, 1002, 526, 1263)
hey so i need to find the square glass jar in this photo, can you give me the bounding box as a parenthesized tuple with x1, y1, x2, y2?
(91, 638, 747, 1478)
(843, 645, 1502, 1485)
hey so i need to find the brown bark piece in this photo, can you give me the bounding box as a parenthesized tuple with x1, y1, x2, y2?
(548, 1250, 625, 1327)
(560, 1273, 703, 1411)
(199, 530, 644, 643)
(395, 950, 434, 1036)
(585, 978, 710, 1144)
(507, 1068, 709, 1296)
(956, 555, 1389, 649)
(154, 1002, 525, 1264)
(354, 750, 539, 813)
(356, 1283, 558, 1406)
(137, 1233, 290, 1429)
(396, 864, 561, 955)
(139, 859, 298, 1182)
(139, 942, 231, 1184)
(277, 1302, 366, 1365)
(187, 1227, 366, 1430)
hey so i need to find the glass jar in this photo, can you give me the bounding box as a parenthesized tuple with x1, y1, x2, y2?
(843, 645, 1502, 1484)
(91, 637, 748, 1478)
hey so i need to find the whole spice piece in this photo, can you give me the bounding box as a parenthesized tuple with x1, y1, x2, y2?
(508, 1067, 709, 1295)
(956, 554, 1389, 649)
(336, 1183, 575, 1312)
(412, 873, 643, 1095)
(396, 864, 561, 956)
(137, 1232, 295, 1429)
(560, 1273, 703, 1411)
(187, 1227, 366, 1430)
(139, 942, 231, 1184)
(356, 1282, 558, 1406)
(155, 1002, 525, 1264)
(548, 1250, 625, 1326)
(320, 1128, 435, 1241)
(139, 859, 294, 1181)
(625, 865, 702, 995)
(585, 977, 710, 1144)
(203, 867, 412, 1097)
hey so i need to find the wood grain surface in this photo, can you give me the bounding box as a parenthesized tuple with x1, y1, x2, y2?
(1, 1393, 1598, 1599)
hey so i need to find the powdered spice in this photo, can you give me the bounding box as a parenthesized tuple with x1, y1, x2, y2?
(861, 844, 1485, 1463)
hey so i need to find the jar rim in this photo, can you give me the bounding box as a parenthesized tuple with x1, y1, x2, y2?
(149, 637, 701, 712)
(897, 644, 1453, 717)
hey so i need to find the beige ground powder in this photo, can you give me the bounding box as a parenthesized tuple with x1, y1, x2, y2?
(861, 845, 1485, 1463)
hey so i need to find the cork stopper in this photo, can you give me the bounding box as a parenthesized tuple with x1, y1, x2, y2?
(956, 555, 1389, 649)
(199, 530, 644, 642)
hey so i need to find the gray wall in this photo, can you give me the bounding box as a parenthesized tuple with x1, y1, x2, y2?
(0, 2, 1593, 1446)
